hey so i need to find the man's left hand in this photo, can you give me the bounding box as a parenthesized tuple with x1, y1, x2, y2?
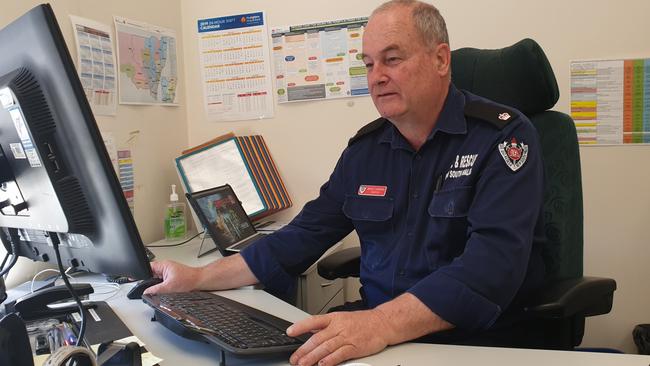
(287, 309, 392, 366)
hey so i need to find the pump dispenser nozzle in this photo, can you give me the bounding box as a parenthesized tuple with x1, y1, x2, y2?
(170, 184, 179, 202)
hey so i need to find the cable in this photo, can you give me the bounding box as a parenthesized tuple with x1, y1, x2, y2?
(0, 252, 10, 280)
(146, 230, 204, 248)
(0, 252, 8, 272)
(30, 268, 62, 293)
(78, 282, 120, 301)
(49, 232, 86, 347)
(0, 254, 16, 278)
(0, 229, 19, 278)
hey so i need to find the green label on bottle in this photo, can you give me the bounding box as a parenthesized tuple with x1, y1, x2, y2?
(164, 207, 186, 239)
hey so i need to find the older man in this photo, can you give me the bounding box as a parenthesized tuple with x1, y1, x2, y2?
(146, 1, 545, 365)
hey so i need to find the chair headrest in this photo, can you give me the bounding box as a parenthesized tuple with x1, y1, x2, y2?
(451, 38, 559, 115)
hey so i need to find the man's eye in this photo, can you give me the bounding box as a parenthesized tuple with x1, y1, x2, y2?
(386, 57, 401, 64)
(364, 63, 374, 69)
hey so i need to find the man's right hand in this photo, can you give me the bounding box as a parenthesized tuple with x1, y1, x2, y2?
(143, 254, 259, 295)
(144, 260, 202, 295)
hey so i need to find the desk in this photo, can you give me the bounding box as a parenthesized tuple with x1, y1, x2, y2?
(8, 240, 648, 364)
(107, 283, 650, 366)
(101, 237, 648, 366)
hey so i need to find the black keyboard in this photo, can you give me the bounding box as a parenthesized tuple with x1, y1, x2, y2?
(141, 291, 309, 355)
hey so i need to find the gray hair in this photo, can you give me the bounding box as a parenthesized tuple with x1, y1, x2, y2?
(371, 0, 449, 49)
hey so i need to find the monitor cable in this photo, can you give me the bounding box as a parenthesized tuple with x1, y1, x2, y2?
(0, 252, 9, 276)
(0, 228, 20, 278)
(48, 231, 87, 347)
(147, 230, 204, 248)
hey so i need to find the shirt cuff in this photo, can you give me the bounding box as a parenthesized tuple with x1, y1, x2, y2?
(240, 237, 297, 300)
(408, 272, 502, 332)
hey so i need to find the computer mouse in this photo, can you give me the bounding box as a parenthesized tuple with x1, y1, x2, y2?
(126, 277, 163, 300)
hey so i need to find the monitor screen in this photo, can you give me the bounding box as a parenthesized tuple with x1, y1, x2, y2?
(193, 186, 257, 247)
(0, 4, 151, 279)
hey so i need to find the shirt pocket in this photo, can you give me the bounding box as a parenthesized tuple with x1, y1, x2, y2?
(343, 195, 394, 269)
(343, 195, 394, 238)
(426, 186, 473, 266)
(428, 186, 473, 218)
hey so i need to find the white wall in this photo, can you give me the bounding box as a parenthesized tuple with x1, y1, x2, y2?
(1, 0, 648, 354)
(180, 0, 650, 353)
(1, 0, 188, 285)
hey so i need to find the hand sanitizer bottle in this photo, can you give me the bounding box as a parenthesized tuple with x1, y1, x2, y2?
(164, 184, 186, 240)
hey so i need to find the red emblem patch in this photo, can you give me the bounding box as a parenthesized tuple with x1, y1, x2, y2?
(498, 137, 529, 172)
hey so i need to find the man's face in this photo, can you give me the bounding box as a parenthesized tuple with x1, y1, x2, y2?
(362, 7, 449, 123)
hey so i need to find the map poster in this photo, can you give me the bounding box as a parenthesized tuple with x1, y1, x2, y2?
(271, 17, 369, 103)
(114, 16, 179, 105)
(69, 15, 117, 116)
(197, 12, 274, 122)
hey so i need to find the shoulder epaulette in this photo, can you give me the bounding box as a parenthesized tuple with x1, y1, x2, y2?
(464, 100, 519, 130)
(348, 118, 387, 146)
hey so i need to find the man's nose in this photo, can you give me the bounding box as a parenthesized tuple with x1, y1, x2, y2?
(368, 64, 388, 86)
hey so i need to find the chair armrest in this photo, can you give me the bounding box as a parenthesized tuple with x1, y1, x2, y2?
(524, 276, 616, 319)
(317, 247, 361, 280)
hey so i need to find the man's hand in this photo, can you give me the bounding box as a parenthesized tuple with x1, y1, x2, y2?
(143, 260, 202, 295)
(287, 293, 453, 366)
(287, 309, 392, 366)
(143, 254, 259, 295)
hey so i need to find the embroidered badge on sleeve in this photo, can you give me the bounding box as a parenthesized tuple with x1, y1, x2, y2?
(498, 137, 528, 172)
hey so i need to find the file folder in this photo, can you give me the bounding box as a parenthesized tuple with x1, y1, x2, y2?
(175, 134, 291, 221)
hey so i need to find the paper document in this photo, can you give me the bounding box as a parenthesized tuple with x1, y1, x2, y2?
(176, 139, 266, 216)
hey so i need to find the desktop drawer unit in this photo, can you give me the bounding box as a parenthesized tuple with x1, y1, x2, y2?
(296, 244, 344, 314)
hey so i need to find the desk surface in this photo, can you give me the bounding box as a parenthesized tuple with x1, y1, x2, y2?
(99, 237, 650, 365)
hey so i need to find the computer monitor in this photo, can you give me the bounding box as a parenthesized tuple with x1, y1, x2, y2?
(0, 4, 151, 280)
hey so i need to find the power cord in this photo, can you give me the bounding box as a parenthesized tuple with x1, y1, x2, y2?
(30, 268, 60, 293)
(0, 229, 19, 278)
(146, 231, 204, 248)
(48, 232, 87, 347)
(0, 252, 9, 274)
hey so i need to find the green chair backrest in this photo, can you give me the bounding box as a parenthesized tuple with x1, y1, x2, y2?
(450, 39, 583, 281)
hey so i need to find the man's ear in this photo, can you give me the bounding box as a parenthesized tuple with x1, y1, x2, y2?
(434, 43, 451, 77)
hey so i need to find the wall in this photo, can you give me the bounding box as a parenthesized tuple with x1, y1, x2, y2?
(1, 0, 188, 286)
(180, 0, 650, 353)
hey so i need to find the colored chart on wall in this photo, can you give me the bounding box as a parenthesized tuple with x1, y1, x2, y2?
(69, 15, 118, 116)
(571, 59, 650, 145)
(271, 17, 368, 103)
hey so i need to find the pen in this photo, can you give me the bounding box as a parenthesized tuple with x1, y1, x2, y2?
(434, 174, 444, 192)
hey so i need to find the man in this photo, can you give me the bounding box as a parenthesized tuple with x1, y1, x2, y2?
(145, 1, 545, 365)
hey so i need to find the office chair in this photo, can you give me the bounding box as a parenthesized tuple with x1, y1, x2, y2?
(317, 38, 617, 350)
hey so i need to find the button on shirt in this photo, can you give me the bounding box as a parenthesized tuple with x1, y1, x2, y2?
(241, 84, 545, 333)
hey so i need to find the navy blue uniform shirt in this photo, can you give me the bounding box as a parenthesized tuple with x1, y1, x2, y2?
(242, 84, 545, 334)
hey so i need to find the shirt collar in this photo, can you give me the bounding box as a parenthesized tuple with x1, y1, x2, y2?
(379, 83, 467, 150)
(433, 83, 467, 136)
